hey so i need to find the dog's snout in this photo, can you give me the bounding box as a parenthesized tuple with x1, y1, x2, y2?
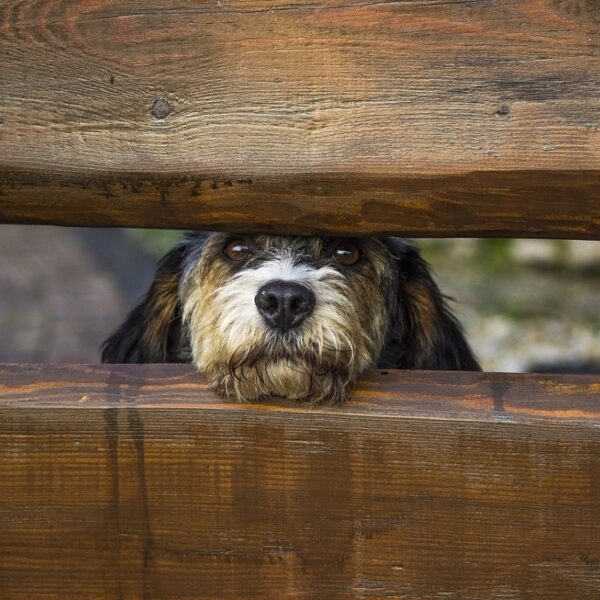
(255, 280, 315, 333)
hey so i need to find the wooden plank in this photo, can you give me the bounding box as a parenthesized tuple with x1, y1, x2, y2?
(0, 0, 599, 237)
(1, 364, 599, 599)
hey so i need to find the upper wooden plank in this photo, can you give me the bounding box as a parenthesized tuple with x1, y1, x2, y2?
(0, 0, 599, 236)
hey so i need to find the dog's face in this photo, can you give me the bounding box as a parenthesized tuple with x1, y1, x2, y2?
(102, 233, 479, 403)
(180, 234, 396, 403)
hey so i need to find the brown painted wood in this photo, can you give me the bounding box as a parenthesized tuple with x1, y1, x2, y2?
(1, 364, 599, 599)
(1, 1, 599, 237)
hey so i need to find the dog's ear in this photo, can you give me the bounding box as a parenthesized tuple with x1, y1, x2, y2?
(380, 239, 480, 371)
(101, 240, 191, 363)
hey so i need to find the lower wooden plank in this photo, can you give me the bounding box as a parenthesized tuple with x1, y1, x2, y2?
(0, 364, 599, 599)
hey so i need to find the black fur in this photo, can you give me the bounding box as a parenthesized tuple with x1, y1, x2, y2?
(101, 241, 190, 363)
(378, 239, 480, 371)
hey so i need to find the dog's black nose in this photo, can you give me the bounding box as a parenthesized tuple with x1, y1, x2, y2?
(255, 280, 316, 333)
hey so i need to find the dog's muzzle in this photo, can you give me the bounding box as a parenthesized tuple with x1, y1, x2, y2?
(255, 280, 316, 333)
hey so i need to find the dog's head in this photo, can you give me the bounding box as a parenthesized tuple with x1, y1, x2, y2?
(102, 233, 479, 403)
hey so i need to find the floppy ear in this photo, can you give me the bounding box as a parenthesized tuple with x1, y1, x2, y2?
(379, 239, 480, 371)
(101, 240, 190, 364)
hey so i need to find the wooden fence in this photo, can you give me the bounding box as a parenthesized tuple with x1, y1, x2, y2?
(1, 1, 599, 598)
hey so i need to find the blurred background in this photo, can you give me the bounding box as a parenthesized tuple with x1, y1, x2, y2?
(1, 225, 599, 372)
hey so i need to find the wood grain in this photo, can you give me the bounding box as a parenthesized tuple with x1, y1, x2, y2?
(1, 364, 599, 599)
(0, 0, 599, 236)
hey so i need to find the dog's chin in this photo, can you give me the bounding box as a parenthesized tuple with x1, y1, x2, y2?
(203, 356, 355, 405)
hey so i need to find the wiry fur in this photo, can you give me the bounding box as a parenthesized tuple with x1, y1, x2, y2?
(102, 233, 479, 403)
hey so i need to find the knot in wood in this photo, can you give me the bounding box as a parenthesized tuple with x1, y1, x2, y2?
(151, 98, 172, 120)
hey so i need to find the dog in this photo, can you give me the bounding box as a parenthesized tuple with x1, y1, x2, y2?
(101, 233, 480, 403)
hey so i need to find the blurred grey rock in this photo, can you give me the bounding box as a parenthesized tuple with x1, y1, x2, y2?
(0, 226, 155, 362)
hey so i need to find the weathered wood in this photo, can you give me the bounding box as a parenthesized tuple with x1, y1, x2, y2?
(1, 1, 599, 237)
(1, 364, 599, 599)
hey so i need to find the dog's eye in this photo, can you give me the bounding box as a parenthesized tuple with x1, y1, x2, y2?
(333, 242, 360, 266)
(224, 240, 253, 261)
